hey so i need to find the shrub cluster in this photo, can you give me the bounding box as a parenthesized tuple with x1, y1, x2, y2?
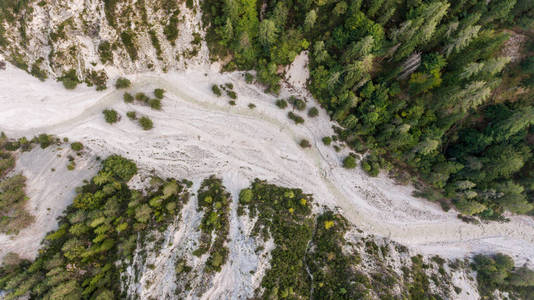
(193, 176, 231, 273)
(275, 99, 288, 109)
(288, 111, 304, 124)
(115, 77, 131, 89)
(103, 109, 119, 124)
(211, 84, 222, 97)
(138, 116, 153, 130)
(308, 107, 319, 117)
(70, 142, 83, 152)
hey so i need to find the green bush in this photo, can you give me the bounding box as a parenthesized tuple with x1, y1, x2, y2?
(36, 134, 54, 149)
(164, 12, 179, 44)
(154, 88, 165, 99)
(211, 84, 222, 97)
(62, 78, 77, 89)
(239, 188, 253, 203)
(98, 41, 113, 64)
(276, 99, 288, 109)
(0, 152, 15, 177)
(248, 103, 256, 109)
(85, 70, 108, 91)
(30, 60, 47, 81)
(135, 92, 150, 102)
(115, 77, 131, 89)
(149, 30, 163, 60)
(0, 172, 32, 234)
(120, 31, 138, 60)
(103, 109, 119, 124)
(139, 116, 153, 130)
(308, 107, 319, 118)
(67, 161, 75, 170)
(126, 111, 137, 120)
(300, 139, 311, 148)
(227, 90, 237, 99)
(361, 157, 379, 177)
(244, 73, 254, 84)
(343, 155, 357, 169)
(288, 112, 304, 124)
(123, 92, 134, 103)
(70, 142, 83, 152)
(289, 96, 306, 111)
(102, 155, 137, 181)
(148, 99, 162, 110)
(322, 136, 332, 146)
(58, 69, 80, 90)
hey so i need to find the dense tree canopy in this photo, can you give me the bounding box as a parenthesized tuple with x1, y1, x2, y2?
(203, 0, 534, 219)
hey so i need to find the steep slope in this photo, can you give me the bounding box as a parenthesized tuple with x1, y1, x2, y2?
(0, 0, 208, 87)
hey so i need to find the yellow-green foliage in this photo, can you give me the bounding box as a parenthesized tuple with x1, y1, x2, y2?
(0, 156, 191, 299)
(194, 176, 231, 272)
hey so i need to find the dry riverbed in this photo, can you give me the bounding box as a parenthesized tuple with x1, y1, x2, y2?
(0, 61, 533, 268)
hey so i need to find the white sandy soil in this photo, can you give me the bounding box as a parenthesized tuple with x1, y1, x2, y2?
(0, 145, 98, 259)
(0, 60, 534, 271)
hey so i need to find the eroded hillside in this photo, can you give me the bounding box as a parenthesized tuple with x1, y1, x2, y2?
(0, 0, 207, 89)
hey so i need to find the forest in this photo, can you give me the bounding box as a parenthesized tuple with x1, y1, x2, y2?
(202, 0, 534, 219)
(0, 155, 192, 299)
(239, 179, 534, 299)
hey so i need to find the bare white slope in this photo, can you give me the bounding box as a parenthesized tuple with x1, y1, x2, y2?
(0, 146, 98, 259)
(1, 62, 534, 271)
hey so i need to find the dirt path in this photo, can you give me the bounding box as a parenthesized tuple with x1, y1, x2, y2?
(1, 64, 533, 266)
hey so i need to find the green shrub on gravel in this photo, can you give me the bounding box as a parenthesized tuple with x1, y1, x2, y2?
(59, 70, 79, 90)
(126, 111, 137, 120)
(115, 77, 131, 89)
(139, 116, 153, 130)
(227, 90, 237, 99)
(343, 155, 357, 169)
(103, 109, 119, 124)
(299, 139, 311, 148)
(308, 107, 319, 118)
(154, 88, 165, 99)
(36, 134, 54, 149)
(135, 92, 150, 102)
(211, 84, 222, 97)
(288, 112, 304, 124)
(289, 96, 306, 111)
(70, 142, 83, 151)
(276, 99, 288, 109)
(123, 92, 134, 103)
(148, 98, 162, 110)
